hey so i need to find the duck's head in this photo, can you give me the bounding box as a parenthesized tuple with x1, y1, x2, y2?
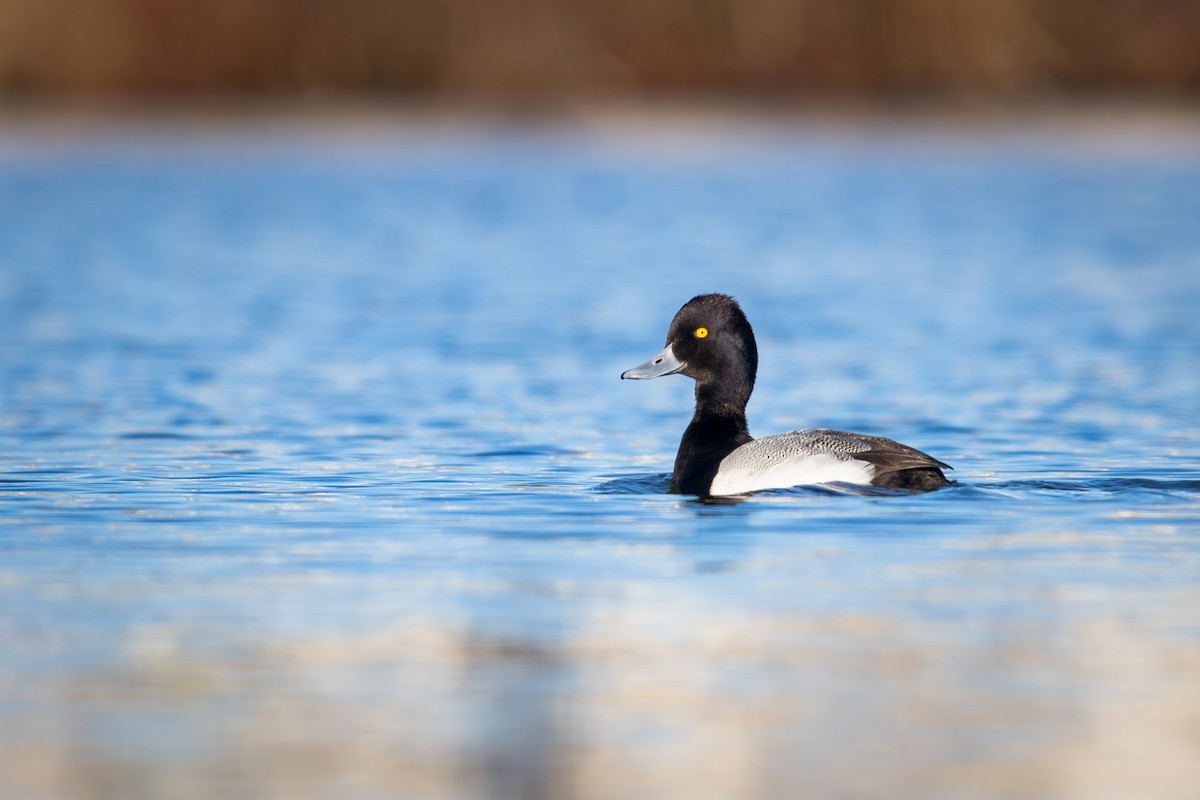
(621, 294, 758, 407)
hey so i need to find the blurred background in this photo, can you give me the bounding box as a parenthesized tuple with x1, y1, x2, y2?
(1, 0, 1198, 107)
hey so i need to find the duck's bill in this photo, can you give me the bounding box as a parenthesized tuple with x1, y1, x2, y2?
(621, 344, 685, 380)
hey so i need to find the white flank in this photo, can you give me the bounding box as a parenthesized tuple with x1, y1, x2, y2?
(708, 448, 875, 496)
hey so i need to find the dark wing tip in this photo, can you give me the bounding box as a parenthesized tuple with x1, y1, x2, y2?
(852, 446, 950, 474)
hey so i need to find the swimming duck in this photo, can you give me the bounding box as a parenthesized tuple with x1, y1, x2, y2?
(622, 293, 950, 496)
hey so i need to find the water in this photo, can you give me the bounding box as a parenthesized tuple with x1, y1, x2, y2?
(2, 114, 1200, 800)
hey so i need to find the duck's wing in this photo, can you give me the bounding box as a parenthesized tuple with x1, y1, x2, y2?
(758, 429, 947, 466)
(834, 436, 951, 472)
(797, 428, 951, 491)
(710, 428, 950, 495)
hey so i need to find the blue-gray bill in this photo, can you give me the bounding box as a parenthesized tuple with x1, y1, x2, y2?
(621, 343, 685, 380)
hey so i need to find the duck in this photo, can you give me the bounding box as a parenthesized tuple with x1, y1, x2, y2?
(621, 293, 950, 496)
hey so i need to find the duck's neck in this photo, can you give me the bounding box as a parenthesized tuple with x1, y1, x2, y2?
(672, 376, 753, 496)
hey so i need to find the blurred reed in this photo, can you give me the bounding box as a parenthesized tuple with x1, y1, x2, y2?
(1, 0, 1198, 101)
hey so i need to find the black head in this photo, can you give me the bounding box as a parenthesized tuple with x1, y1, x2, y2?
(664, 294, 758, 392)
(622, 293, 758, 415)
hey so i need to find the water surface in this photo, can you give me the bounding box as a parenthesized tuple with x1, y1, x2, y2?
(2, 115, 1199, 800)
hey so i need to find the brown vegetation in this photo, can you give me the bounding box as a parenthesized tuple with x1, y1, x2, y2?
(1, 0, 1199, 101)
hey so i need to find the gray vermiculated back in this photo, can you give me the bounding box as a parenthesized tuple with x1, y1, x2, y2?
(721, 429, 947, 473)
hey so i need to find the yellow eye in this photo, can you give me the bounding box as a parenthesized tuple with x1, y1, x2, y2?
(694, 327, 708, 339)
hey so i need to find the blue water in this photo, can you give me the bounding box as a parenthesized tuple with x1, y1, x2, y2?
(2, 117, 1200, 799)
